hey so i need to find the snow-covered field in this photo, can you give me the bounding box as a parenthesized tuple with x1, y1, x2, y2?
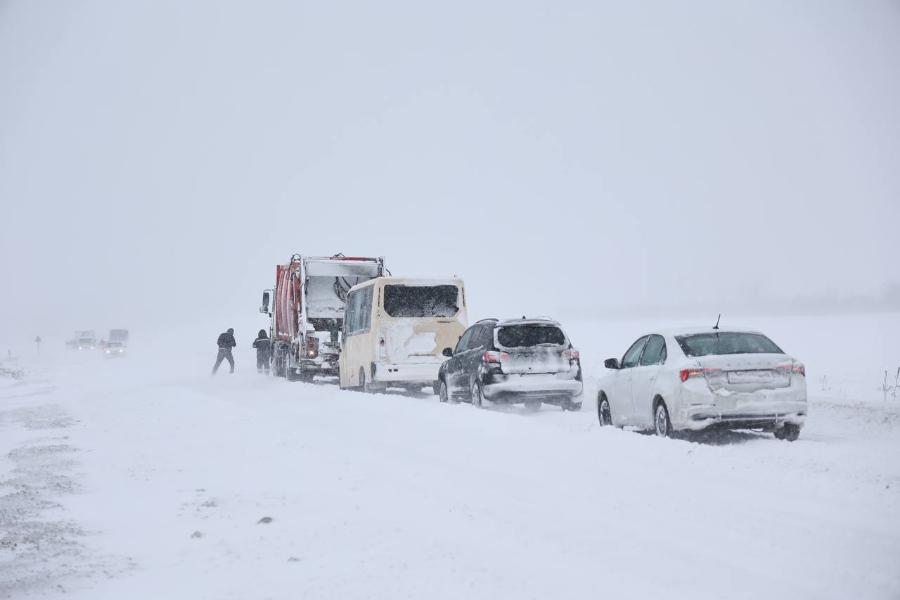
(2, 312, 899, 599)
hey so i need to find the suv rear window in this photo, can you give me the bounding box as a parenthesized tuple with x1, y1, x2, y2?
(675, 332, 783, 357)
(383, 285, 459, 318)
(497, 324, 566, 348)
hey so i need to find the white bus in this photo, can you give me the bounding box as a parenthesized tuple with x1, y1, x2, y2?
(339, 277, 467, 393)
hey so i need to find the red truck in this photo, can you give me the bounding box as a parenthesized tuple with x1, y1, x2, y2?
(260, 254, 385, 381)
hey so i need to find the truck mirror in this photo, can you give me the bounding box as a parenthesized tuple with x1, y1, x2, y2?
(260, 291, 271, 314)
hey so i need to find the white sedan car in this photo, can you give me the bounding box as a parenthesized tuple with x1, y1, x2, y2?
(596, 328, 807, 440)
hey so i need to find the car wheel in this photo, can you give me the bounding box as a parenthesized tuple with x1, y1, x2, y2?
(654, 401, 672, 437)
(470, 379, 485, 408)
(562, 399, 582, 411)
(597, 394, 613, 426)
(524, 399, 541, 412)
(774, 423, 801, 442)
(439, 380, 449, 403)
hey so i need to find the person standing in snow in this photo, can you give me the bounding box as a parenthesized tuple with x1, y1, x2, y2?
(212, 328, 237, 375)
(252, 329, 272, 374)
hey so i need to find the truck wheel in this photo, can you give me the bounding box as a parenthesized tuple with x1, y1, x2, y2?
(439, 380, 449, 403)
(274, 349, 286, 377)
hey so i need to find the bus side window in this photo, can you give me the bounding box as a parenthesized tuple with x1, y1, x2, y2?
(346, 290, 361, 335)
(360, 286, 373, 332)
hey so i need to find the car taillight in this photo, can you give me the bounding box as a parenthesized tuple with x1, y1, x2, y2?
(562, 349, 580, 360)
(679, 367, 721, 382)
(482, 351, 509, 364)
(679, 368, 701, 382)
(306, 337, 319, 358)
(778, 362, 805, 376)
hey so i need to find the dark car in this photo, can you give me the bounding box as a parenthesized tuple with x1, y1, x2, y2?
(437, 317, 583, 411)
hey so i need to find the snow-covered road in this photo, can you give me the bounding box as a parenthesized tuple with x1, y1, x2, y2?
(2, 316, 900, 599)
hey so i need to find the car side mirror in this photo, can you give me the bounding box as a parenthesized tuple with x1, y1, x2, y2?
(604, 358, 620, 369)
(442, 347, 453, 357)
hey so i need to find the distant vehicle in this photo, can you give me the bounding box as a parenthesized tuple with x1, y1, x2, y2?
(69, 330, 97, 350)
(438, 317, 583, 411)
(597, 328, 807, 440)
(103, 341, 126, 358)
(109, 329, 129, 345)
(261, 254, 385, 381)
(339, 277, 467, 393)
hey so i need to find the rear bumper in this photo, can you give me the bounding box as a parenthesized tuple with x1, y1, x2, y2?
(684, 411, 807, 431)
(483, 373, 583, 403)
(373, 361, 441, 384)
(677, 387, 807, 431)
(681, 398, 807, 430)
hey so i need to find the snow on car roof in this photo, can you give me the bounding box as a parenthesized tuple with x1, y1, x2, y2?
(653, 326, 766, 338)
(496, 317, 562, 327)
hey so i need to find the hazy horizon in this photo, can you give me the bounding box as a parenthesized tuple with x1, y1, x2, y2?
(2, 0, 899, 345)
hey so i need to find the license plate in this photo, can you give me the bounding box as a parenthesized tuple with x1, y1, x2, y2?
(727, 370, 774, 384)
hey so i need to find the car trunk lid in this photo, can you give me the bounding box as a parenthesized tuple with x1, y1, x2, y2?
(694, 354, 792, 392)
(494, 323, 573, 375)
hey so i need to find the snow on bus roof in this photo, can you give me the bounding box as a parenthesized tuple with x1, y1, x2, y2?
(347, 277, 464, 291)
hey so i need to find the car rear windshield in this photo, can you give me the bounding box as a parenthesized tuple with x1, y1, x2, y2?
(497, 324, 566, 348)
(383, 285, 459, 318)
(675, 332, 784, 357)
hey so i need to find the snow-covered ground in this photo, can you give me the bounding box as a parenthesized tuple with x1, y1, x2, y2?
(1, 312, 899, 599)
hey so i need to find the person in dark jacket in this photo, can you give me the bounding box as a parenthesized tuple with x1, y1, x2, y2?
(252, 329, 272, 374)
(212, 328, 237, 375)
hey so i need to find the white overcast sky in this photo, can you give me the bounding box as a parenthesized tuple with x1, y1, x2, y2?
(1, 0, 898, 342)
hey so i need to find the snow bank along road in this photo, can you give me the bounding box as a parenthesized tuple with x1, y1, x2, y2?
(2, 315, 899, 599)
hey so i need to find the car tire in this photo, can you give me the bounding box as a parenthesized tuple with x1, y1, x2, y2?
(774, 423, 801, 442)
(597, 394, 613, 426)
(524, 399, 541, 412)
(439, 380, 449, 403)
(562, 399, 582, 411)
(470, 379, 485, 408)
(654, 400, 672, 438)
